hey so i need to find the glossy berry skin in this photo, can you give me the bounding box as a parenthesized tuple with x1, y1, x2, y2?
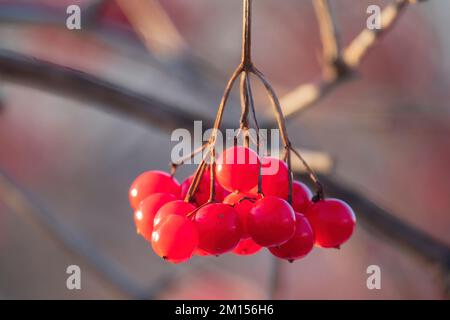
(134, 193, 177, 241)
(195, 248, 211, 256)
(153, 200, 196, 229)
(232, 238, 262, 256)
(306, 199, 356, 248)
(129, 171, 181, 209)
(151, 215, 198, 264)
(292, 181, 313, 214)
(215, 146, 260, 192)
(248, 196, 296, 247)
(250, 157, 289, 199)
(194, 203, 241, 255)
(180, 168, 227, 206)
(223, 192, 261, 239)
(269, 213, 314, 261)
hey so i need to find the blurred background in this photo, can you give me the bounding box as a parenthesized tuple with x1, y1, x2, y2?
(0, 0, 449, 299)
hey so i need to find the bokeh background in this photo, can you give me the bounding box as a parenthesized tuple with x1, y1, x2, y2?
(0, 0, 449, 299)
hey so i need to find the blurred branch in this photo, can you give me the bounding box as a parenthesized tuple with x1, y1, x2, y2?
(280, 0, 428, 120)
(0, 170, 147, 299)
(297, 173, 450, 277)
(313, 0, 347, 80)
(0, 49, 216, 131)
(115, 0, 187, 58)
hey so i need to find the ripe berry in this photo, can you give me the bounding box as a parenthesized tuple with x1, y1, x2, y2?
(129, 171, 181, 209)
(134, 193, 177, 241)
(215, 146, 260, 192)
(269, 213, 314, 261)
(223, 192, 261, 239)
(250, 157, 289, 198)
(194, 203, 241, 255)
(306, 198, 356, 248)
(195, 248, 211, 256)
(151, 215, 198, 263)
(180, 168, 227, 205)
(248, 196, 296, 247)
(153, 200, 196, 229)
(292, 181, 313, 213)
(232, 238, 262, 256)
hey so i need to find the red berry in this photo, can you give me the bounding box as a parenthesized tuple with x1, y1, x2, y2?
(194, 203, 241, 255)
(151, 215, 198, 263)
(133, 193, 177, 241)
(306, 199, 356, 248)
(269, 213, 314, 261)
(250, 157, 289, 198)
(215, 146, 260, 192)
(223, 192, 261, 239)
(153, 200, 196, 229)
(129, 171, 181, 209)
(195, 248, 211, 256)
(232, 238, 262, 256)
(180, 167, 227, 205)
(248, 196, 296, 247)
(292, 181, 313, 213)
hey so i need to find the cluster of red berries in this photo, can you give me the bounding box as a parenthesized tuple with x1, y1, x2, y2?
(129, 146, 356, 264)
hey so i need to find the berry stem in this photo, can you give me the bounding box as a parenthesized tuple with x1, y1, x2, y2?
(289, 146, 324, 201)
(170, 142, 209, 176)
(208, 147, 217, 202)
(241, 0, 253, 69)
(184, 151, 209, 202)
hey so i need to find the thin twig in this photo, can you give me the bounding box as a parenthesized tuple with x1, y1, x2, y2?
(280, 0, 427, 120)
(0, 170, 148, 299)
(313, 0, 347, 80)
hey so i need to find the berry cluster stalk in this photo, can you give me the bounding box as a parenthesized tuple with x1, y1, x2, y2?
(172, 0, 324, 204)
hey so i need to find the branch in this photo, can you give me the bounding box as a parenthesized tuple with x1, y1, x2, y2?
(115, 0, 187, 58)
(313, 0, 347, 80)
(0, 49, 217, 132)
(0, 170, 148, 299)
(280, 0, 426, 120)
(296, 173, 450, 273)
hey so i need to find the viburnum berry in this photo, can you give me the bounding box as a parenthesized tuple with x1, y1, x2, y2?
(250, 157, 289, 199)
(151, 215, 198, 263)
(306, 198, 356, 248)
(180, 168, 227, 205)
(153, 200, 196, 229)
(129, 170, 181, 209)
(215, 146, 260, 192)
(232, 238, 262, 256)
(133, 193, 177, 241)
(269, 213, 314, 261)
(292, 181, 313, 213)
(194, 203, 241, 255)
(223, 192, 261, 239)
(248, 196, 296, 247)
(195, 248, 211, 256)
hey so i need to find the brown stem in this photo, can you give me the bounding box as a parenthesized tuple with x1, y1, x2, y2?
(170, 142, 209, 176)
(290, 147, 324, 201)
(241, 0, 253, 68)
(245, 72, 263, 194)
(184, 152, 209, 203)
(252, 67, 294, 203)
(208, 147, 216, 202)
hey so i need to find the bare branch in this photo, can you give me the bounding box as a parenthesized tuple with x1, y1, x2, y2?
(0, 170, 148, 299)
(296, 172, 450, 272)
(313, 0, 347, 80)
(0, 49, 219, 132)
(115, 0, 187, 58)
(280, 0, 426, 120)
